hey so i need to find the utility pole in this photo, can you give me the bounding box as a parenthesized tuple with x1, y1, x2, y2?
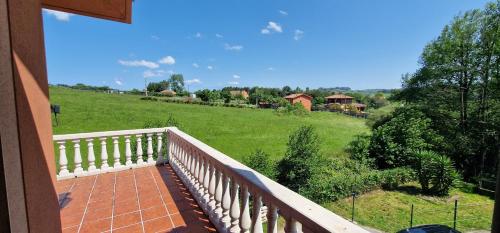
(144, 77, 148, 96)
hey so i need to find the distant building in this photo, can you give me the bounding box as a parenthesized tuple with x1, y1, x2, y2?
(284, 93, 313, 111)
(352, 103, 366, 112)
(160, 90, 177, 96)
(325, 94, 353, 105)
(229, 90, 249, 99)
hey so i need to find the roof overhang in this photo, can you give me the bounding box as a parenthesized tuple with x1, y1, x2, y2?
(42, 0, 132, 23)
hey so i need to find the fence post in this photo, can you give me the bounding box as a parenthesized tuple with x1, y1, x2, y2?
(453, 199, 458, 230)
(351, 192, 356, 222)
(410, 204, 414, 228)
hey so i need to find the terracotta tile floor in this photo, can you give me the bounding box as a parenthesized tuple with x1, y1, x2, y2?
(56, 165, 217, 233)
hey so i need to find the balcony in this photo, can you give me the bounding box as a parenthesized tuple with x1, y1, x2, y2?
(54, 127, 368, 233)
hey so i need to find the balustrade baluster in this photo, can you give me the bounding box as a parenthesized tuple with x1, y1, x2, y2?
(156, 133, 163, 164)
(146, 134, 154, 164)
(251, 194, 263, 233)
(193, 152, 200, 196)
(125, 136, 132, 166)
(266, 204, 278, 233)
(203, 161, 212, 210)
(208, 164, 217, 213)
(57, 141, 69, 176)
(86, 139, 96, 171)
(221, 174, 232, 229)
(229, 180, 241, 233)
(197, 156, 206, 200)
(73, 140, 83, 175)
(100, 138, 109, 170)
(112, 137, 121, 168)
(136, 135, 144, 165)
(214, 169, 224, 223)
(239, 185, 251, 233)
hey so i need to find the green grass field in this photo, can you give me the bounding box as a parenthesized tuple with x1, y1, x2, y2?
(50, 86, 368, 163)
(329, 183, 494, 232)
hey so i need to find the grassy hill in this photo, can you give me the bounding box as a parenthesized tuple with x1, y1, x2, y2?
(49, 86, 368, 162)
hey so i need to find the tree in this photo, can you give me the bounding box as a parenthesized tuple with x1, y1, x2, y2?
(392, 1, 500, 179)
(368, 107, 443, 169)
(276, 125, 323, 192)
(168, 74, 185, 93)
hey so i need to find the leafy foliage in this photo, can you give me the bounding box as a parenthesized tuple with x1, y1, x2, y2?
(368, 107, 443, 169)
(276, 125, 323, 192)
(242, 149, 276, 180)
(414, 151, 460, 195)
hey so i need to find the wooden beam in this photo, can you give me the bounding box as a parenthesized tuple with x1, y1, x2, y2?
(42, 0, 132, 23)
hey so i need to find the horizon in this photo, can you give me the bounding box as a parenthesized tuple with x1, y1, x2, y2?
(43, 0, 491, 91)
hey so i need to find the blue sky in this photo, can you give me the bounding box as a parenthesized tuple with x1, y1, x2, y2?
(43, 0, 490, 91)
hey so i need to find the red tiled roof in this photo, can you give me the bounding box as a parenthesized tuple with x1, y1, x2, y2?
(284, 93, 313, 100)
(325, 94, 353, 99)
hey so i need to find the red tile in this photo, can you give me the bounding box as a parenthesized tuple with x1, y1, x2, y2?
(84, 207, 112, 221)
(143, 216, 173, 233)
(79, 218, 111, 233)
(61, 225, 78, 233)
(141, 206, 168, 221)
(113, 223, 144, 233)
(113, 211, 141, 229)
(114, 200, 139, 215)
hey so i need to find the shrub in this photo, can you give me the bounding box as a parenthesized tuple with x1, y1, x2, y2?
(414, 151, 459, 195)
(140, 96, 158, 101)
(276, 125, 322, 192)
(368, 107, 443, 169)
(380, 167, 415, 190)
(242, 149, 276, 180)
(300, 158, 415, 203)
(346, 134, 373, 165)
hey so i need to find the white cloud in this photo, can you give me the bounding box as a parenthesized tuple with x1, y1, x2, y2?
(158, 56, 176, 65)
(215, 33, 224, 38)
(195, 32, 202, 38)
(267, 67, 276, 71)
(185, 79, 202, 85)
(279, 10, 288, 16)
(261, 21, 282, 34)
(114, 78, 123, 86)
(224, 43, 243, 51)
(294, 29, 304, 41)
(43, 9, 72, 21)
(168, 70, 175, 74)
(233, 74, 241, 79)
(207, 66, 214, 70)
(143, 70, 165, 78)
(192, 63, 199, 68)
(228, 81, 239, 85)
(118, 60, 159, 69)
(151, 35, 160, 40)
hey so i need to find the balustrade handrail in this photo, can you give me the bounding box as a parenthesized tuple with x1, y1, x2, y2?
(167, 127, 368, 233)
(53, 127, 168, 141)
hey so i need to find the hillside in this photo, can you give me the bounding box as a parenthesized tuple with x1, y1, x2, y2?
(49, 86, 369, 162)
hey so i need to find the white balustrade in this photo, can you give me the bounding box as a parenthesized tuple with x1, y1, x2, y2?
(53, 128, 167, 180)
(166, 127, 369, 233)
(54, 127, 369, 233)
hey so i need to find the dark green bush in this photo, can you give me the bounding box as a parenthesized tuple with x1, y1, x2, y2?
(346, 134, 373, 165)
(414, 151, 459, 195)
(242, 149, 276, 180)
(276, 125, 322, 192)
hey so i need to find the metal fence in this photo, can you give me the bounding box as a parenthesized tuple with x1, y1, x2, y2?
(348, 193, 493, 232)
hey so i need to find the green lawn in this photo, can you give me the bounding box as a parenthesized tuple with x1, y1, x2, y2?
(328, 183, 494, 232)
(50, 86, 368, 165)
